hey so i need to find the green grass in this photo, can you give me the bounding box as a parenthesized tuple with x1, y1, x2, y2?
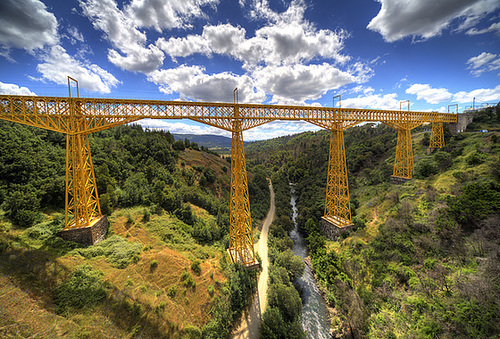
(71, 235, 142, 268)
(53, 265, 110, 314)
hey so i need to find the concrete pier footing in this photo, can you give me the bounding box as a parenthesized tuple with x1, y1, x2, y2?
(59, 215, 108, 245)
(320, 216, 354, 240)
(227, 248, 260, 269)
(390, 176, 411, 184)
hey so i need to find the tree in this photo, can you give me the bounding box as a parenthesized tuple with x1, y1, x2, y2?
(173, 140, 185, 151)
(276, 249, 305, 279)
(268, 284, 302, 322)
(260, 307, 287, 339)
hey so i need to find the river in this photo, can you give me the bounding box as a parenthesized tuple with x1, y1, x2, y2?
(290, 184, 331, 338)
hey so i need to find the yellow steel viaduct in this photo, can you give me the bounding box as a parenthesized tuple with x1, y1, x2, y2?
(0, 89, 456, 266)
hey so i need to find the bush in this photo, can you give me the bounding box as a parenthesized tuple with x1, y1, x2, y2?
(191, 260, 202, 276)
(183, 325, 202, 339)
(167, 285, 177, 298)
(4, 190, 41, 227)
(267, 284, 302, 322)
(142, 208, 151, 222)
(24, 219, 63, 241)
(466, 151, 485, 165)
(53, 265, 109, 314)
(72, 235, 142, 268)
(446, 181, 500, 229)
(416, 157, 438, 177)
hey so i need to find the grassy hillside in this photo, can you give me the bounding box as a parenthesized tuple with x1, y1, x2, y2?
(0, 121, 268, 338)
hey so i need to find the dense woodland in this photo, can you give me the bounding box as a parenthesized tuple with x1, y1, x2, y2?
(0, 104, 499, 338)
(247, 105, 500, 338)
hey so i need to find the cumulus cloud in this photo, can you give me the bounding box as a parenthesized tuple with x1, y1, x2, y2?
(406, 84, 453, 104)
(453, 84, 500, 103)
(253, 63, 355, 104)
(467, 52, 500, 76)
(153, 0, 364, 104)
(367, 0, 500, 42)
(342, 93, 400, 110)
(78, 0, 222, 73)
(0, 0, 58, 53)
(0, 81, 36, 96)
(36, 46, 120, 93)
(158, 20, 349, 68)
(79, 0, 164, 73)
(127, 0, 219, 31)
(148, 65, 266, 103)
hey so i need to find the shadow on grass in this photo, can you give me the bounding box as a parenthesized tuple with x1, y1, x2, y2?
(0, 234, 179, 338)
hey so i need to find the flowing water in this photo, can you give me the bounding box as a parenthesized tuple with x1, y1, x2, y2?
(290, 184, 331, 338)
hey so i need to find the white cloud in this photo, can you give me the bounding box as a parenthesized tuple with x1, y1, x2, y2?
(253, 63, 356, 104)
(453, 84, 500, 103)
(367, 0, 500, 42)
(248, 0, 306, 24)
(158, 20, 349, 68)
(0, 81, 36, 96)
(350, 86, 375, 95)
(466, 21, 500, 35)
(148, 65, 266, 103)
(0, 0, 58, 53)
(127, 0, 219, 31)
(406, 84, 453, 104)
(467, 52, 500, 76)
(245, 121, 320, 140)
(36, 45, 120, 93)
(137, 119, 321, 141)
(137, 119, 229, 136)
(342, 93, 400, 110)
(66, 26, 85, 45)
(79, 0, 164, 73)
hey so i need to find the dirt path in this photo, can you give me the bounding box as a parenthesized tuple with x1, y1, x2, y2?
(231, 179, 275, 339)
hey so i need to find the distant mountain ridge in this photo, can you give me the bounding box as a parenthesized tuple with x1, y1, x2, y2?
(173, 133, 248, 149)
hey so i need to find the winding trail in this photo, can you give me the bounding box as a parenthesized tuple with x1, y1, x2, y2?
(231, 179, 275, 339)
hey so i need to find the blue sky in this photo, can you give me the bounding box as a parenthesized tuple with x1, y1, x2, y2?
(1, 0, 499, 140)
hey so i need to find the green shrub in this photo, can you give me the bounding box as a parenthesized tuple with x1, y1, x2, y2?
(167, 285, 177, 298)
(24, 219, 63, 241)
(207, 284, 214, 296)
(126, 214, 134, 225)
(191, 260, 201, 276)
(142, 208, 151, 222)
(466, 151, 485, 165)
(53, 265, 109, 314)
(183, 325, 202, 339)
(71, 235, 142, 268)
(4, 190, 41, 227)
(150, 260, 158, 268)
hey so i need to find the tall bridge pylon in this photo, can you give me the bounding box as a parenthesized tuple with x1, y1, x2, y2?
(0, 93, 456, 264)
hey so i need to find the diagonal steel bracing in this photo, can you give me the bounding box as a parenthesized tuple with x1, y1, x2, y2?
(324, 127, 352, 228)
